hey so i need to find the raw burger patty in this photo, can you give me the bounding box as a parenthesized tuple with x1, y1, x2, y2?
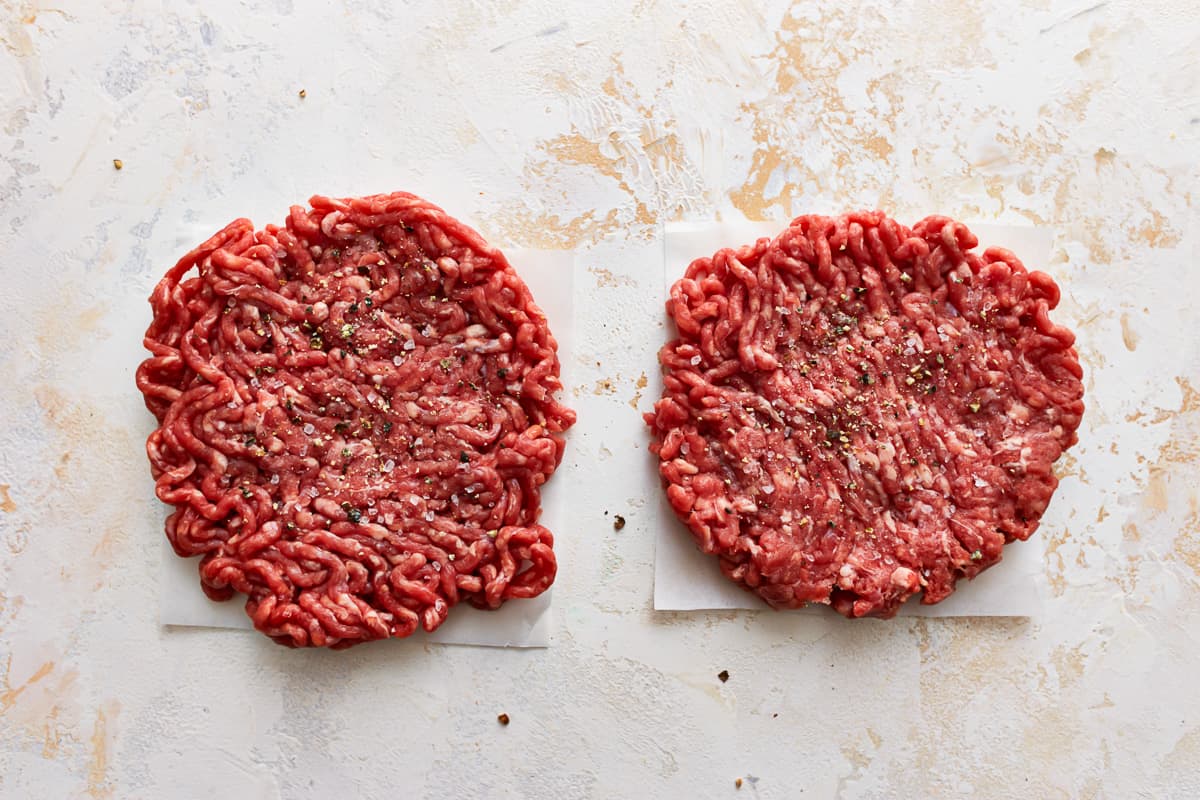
(647, 212, 1084, 618)
(137, 193, 575, 647)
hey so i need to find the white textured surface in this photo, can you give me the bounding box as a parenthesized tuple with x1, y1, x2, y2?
(2, 2, 1199, 798)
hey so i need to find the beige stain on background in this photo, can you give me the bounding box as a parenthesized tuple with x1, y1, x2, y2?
(588, 265, 634, 288)
(34, 296, 108, 356)
(728, 6, 911, 220)
(499, 54, 705, 246)
(16, 673, 80, 758)
(29, 385, 136, 586)
(86, 703, 119, 799)
(0, 650, 83, 767)
(491, 206, 623, 250)
(1119, 313, 1139, 351)
(533, 131, 660, 230)
(900, 618, 1046, 794)
(1159, 379, 1200, 578)
(542, 131, 631, 196)
(0, 8, 36, 59)
(0, 658, 54, 715)
(1131, 208, 1181, 249)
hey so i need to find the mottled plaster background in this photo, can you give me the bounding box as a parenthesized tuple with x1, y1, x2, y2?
(1, 1, 1198, 797)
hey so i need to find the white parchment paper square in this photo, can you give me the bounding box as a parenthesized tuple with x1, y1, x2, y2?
(654, 220, 1053, 617)
(160, 247, 574, 647)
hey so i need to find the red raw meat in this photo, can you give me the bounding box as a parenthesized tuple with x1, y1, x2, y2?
(647, 212, 1083, 617)
(138, 193, 575, 647)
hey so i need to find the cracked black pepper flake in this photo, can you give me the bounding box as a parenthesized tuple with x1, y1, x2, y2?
(717, 670, 729, 683)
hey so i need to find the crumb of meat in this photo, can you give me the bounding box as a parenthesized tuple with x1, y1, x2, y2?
(497, 713, 510, 726)
(717, 670, 729, 683)
(647, 211, 1084, 618)
(613, 514, 626, 531)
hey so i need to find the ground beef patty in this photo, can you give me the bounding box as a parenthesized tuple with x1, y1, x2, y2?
(647, 212, 1084, 618)
(137, 193, 575, 647)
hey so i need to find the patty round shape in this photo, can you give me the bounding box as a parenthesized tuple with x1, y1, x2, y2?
(647, 212, 1083, 618)
(137, 193, 575, 647)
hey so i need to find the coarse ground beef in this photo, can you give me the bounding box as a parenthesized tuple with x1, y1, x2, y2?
(137, 192, 575, 647)
(647, 212, 1084, 618)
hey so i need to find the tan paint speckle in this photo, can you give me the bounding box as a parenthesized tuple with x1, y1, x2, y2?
(1144, 470, 1170, 512)
(41, 705, 65, 759)
(588, 265, 634, 289)
(0, 659, 55, 714)
(486, 207, 623, 250)
(1051, 643, 1088, 688)
(1174, 507, 1200, 578)
(1119, 313, 1139, 351)
(1044, 525, 1071, 597)
(543, 131, 628, 188)
(1177, 377, 1200, 414)
(87, 705, 116, 799)
(1131, 208, 1181, 249)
